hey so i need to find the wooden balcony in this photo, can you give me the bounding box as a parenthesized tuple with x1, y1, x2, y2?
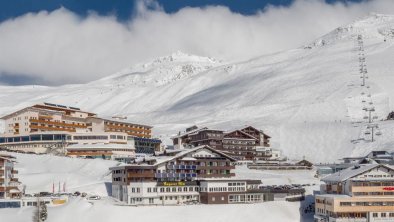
(30, 119, 87, 128)
(30, 125, 76, 132)
(38, 115, 53, 119)
(104, 124, 151, 133)
(105, 129, 150, 138)
(127, 171, 156, 178)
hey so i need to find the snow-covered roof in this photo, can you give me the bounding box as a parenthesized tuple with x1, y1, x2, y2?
(322, 164, 394, 183)
(170, 127, 208, 139)
(110, 145, 236, 170)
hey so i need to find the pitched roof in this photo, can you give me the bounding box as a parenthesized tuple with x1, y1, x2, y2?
(224, 129, 258, 140)
(322, 164, 394, 183)
(110, 145, 236, 170)
(170, 127, 208, 139)
(240, 126, 271, 138)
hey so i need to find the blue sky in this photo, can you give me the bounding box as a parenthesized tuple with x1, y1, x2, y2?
(0, 0, 361, 22)
(0, 0, 385, 86)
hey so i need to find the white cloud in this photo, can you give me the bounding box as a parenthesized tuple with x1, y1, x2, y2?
(0, 0, 394, 85)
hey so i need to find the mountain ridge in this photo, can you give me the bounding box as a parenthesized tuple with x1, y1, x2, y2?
(2, 14, 394, 162)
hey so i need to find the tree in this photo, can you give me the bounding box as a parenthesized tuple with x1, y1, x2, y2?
(32, 200, 48, 222)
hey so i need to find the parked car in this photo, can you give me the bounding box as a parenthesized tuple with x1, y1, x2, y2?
(39, 192, 52, 197)
(81, 192, 87, 197)
(73, 191, 81, 196)
(87, 195, 101, 200)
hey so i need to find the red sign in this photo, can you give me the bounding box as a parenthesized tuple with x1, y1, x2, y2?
(383, 187, 394, 191)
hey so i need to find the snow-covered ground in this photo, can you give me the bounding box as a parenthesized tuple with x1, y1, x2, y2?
(2, 15, 394, 162)
(11, 152, 120, 196)
(3, 197, 312, 222)
(0, 152, 318, 222)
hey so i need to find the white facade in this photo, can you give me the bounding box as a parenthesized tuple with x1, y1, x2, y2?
(112, 182, 200, 205)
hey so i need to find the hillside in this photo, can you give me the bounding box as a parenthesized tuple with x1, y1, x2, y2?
(2, 14, 394, 162)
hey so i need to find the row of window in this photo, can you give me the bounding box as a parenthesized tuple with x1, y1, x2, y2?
(205, 186, 245, 192)
(130, 195, 198, 203)
(228, 194, 261, 203)
(372, 212, 394, 218)
(353, 192, 394, 196)
(340, 201, 394, 206)
(131, 186, 199, 193)
(352, 181, 394, 186)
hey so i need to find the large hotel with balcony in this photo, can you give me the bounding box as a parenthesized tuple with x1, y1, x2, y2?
(171, 125, 272, 161)
(314, 164, 394, 222)
(110, 145, 265, 205)
(0, 103, 161, 158)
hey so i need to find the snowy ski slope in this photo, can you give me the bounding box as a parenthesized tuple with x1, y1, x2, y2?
(2, 14, 394, 162)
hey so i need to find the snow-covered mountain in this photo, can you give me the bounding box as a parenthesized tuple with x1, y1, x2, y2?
(2, 14, 394, 162)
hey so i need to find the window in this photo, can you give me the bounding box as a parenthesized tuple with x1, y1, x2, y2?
(149, 198, 154, 204)
(373, 213, 378, 218)
(381, 213, 386, 218)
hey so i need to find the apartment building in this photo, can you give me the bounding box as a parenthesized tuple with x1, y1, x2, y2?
(110, 145, 265, 205)
(314, 164, 394, 222)
(0, 103, 160, 156)
(171, 126, 271, 161)
(0, 154, 22, 199)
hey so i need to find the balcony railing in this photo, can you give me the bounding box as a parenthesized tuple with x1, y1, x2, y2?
(167, 165, 197, 170)
(196, 165, 235, 170)
(155, 173, 197, 179)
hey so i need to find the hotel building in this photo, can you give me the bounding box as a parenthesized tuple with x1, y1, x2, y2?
(0, 103, 161, 157)
(110, 145, 265, 205)
(0, 154, 22, 199)
(171, 126, 271, 161)
(314, 164, 394, 222)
